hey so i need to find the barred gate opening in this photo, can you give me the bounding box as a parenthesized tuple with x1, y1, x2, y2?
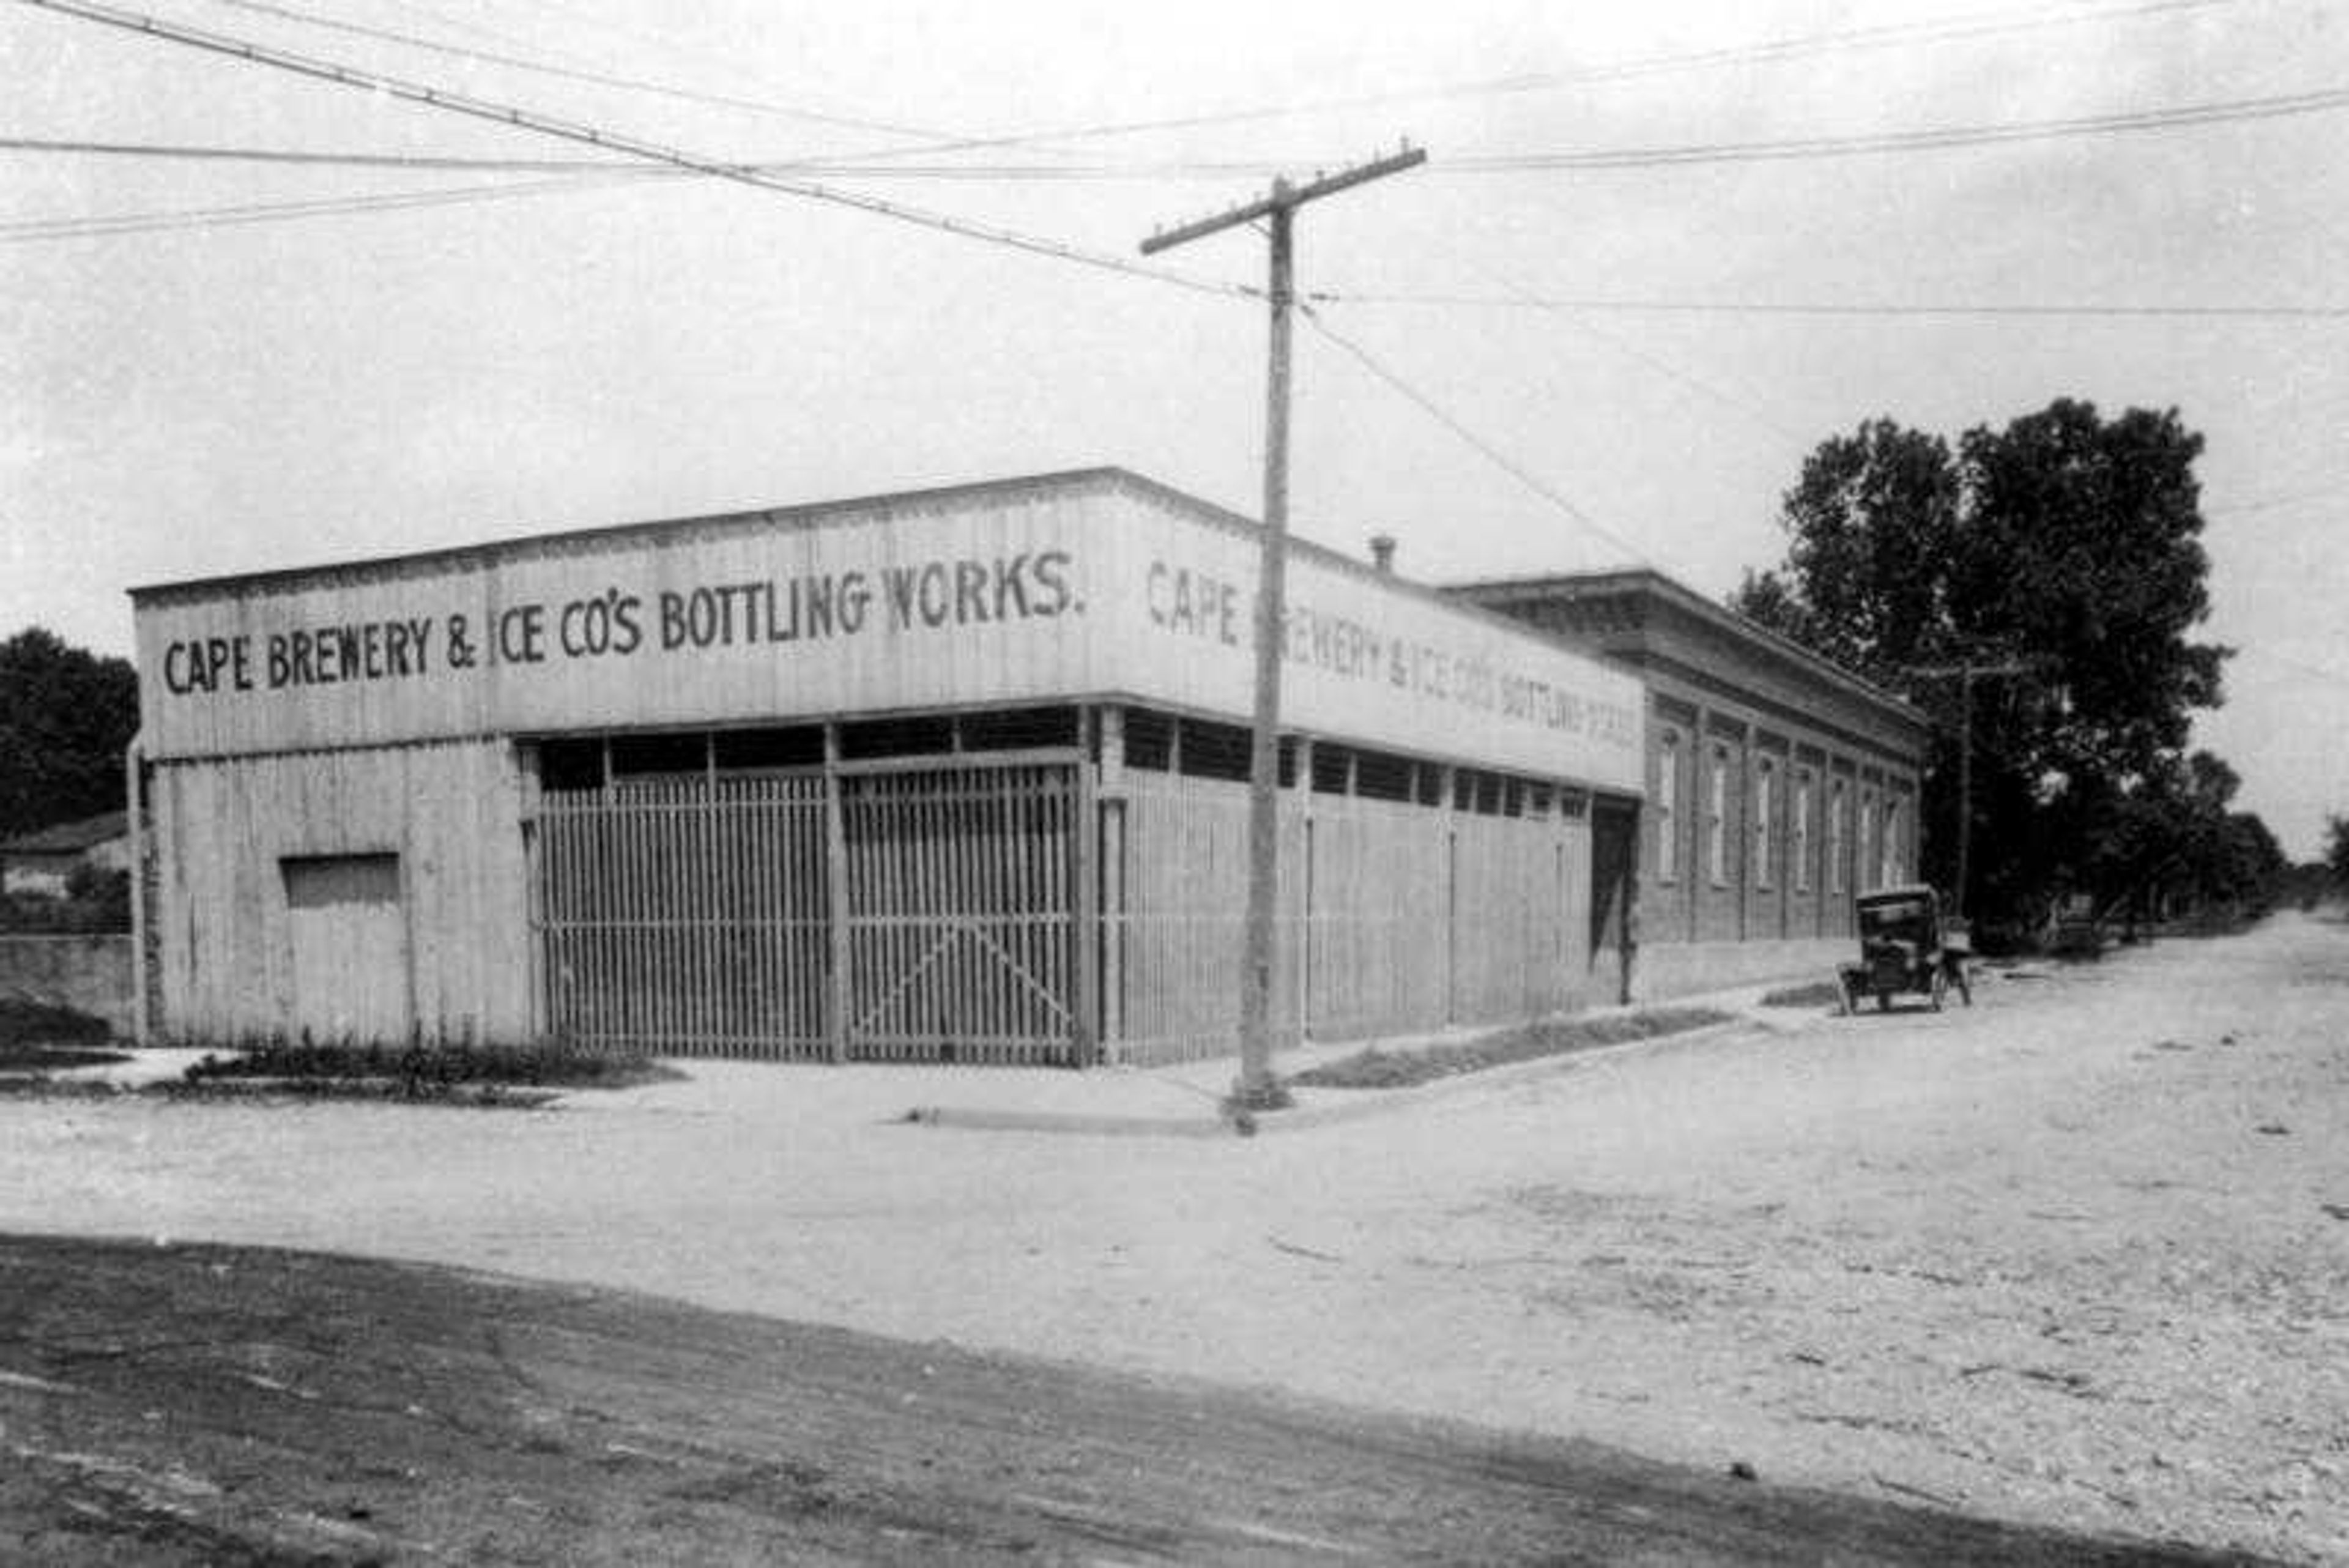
(842, 764, 1077, 1063)
(538, 773, 832, 1058)
(533, 750, 1082, 1065)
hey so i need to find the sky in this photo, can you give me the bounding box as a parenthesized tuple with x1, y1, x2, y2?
(2, 0, 2343, 856)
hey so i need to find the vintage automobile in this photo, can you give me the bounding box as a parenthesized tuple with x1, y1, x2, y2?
(1838, 883, 1972, 1014)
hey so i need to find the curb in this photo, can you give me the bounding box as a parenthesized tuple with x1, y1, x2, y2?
(902, 1017, 1763, 1140)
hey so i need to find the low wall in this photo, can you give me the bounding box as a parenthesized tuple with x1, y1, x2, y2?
(0, 935, 135, 1038)
(1633, 937, 1846, 1004)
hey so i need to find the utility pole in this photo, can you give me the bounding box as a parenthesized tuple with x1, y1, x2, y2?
(1141, 145, 1427, 1113)
(1904, 658, 2028, 917)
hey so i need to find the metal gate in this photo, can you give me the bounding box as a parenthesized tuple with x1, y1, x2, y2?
(535, 760, 1080, 1064)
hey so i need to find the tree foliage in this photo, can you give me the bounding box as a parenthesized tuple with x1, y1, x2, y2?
(2327, 814, 2349, 891)
(1733, 399, 2254, 926)
(0, 627, 139, 839)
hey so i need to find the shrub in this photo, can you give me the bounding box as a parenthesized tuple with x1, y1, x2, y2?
(182, 1035, 674, 1094)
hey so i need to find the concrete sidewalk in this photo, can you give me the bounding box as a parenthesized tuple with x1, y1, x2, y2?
(39, 976, 1866, 1137)
(892, 981, 1827, 1137)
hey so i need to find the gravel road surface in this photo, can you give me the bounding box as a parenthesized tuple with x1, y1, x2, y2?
(2, 914, 2342, 1561)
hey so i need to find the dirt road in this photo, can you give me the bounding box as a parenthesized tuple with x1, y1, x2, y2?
(2, 915, 2343, 1560)
(6, 1233, 2251, 1565)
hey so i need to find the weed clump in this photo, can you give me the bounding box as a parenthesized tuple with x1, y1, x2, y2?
(183, 1035, 675, 1098)
(1288, 1007, 1732, 1092)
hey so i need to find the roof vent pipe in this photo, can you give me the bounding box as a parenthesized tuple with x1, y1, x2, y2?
(1369, 533, 1397, 574)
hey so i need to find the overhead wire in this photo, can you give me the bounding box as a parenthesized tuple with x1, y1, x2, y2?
(128, 0, 2251, 178)
(2230, 644, 2349, 688)
(793, 0, 2241, 162)
(1456, 261, 1810, 442)
(1296, 302, 1658, 570)
(10, 0, 1259, 301)
(0, 173, 648, 240)
(196, 0, 953, 143)
(194, 0, 1108, 169)
(1306, 289, 2349, 321)
(2208, 487, 2336, 516)
(1442, 82, 2349, 171)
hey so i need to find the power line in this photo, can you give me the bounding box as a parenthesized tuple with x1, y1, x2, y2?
(0, 174, 637, 242)
(22, 53, 2349, 191)
(1308, 289, 2349, 321)
(2208, 487, 2336, 516)
(842, 0, 2240, 162)
(1458, 262, 1810, 442)
(0, 134, 617, 171)
(1296, 302, 1656, 570)
(196, 0, 1113, 170)
(1442, 82, 2349, 171)
(2232, 644, 2349, 688)
(13, 0, 1258, 302)
(195, 0, 952, 143)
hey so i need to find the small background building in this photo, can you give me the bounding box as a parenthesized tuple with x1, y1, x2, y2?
(1, 811, 130, 900)
(1449, 569, 1929, 999)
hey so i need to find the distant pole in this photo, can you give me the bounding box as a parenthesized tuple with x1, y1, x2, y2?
(1958, 666, 1974, 915)
(1904, 658, 2027, 918)
(1141, 145, 1427, 1110)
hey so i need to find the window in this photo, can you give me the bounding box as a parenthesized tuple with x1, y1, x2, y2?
(1829, 778, 1848, 894)
(1794, 768, 1814, 893)
(1882, 797, 1904, 887)
(1859, 790, 1879, 892)
(1655, 730, 1680, 882)
(1753, 757, 1776, 889)
(1706, 743, 1731, 886)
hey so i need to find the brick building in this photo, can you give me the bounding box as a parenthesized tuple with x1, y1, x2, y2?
(1450, 568, 1929, 1000)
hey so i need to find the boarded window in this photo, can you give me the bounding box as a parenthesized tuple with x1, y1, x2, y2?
(283, 853, 399, 909)
(281, 853, 409, 1043)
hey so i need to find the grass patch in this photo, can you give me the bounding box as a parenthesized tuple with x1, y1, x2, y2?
(1758, 980, 1846, 1009)
(157, 1076, 563, 1109)
(0, 997, 113, 1048)
(1287, 1006, 1733, 1092)
(182, 1037, 679, 1098)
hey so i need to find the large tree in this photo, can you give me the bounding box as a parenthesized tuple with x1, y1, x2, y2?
(0, 627, 139, 838)
(1734, 400, 2231, 925)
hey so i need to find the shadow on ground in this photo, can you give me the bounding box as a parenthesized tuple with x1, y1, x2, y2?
(0, 1234, 2271, 1566)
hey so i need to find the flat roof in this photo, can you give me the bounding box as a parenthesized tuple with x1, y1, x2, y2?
(1445, 566, 1929, 728)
